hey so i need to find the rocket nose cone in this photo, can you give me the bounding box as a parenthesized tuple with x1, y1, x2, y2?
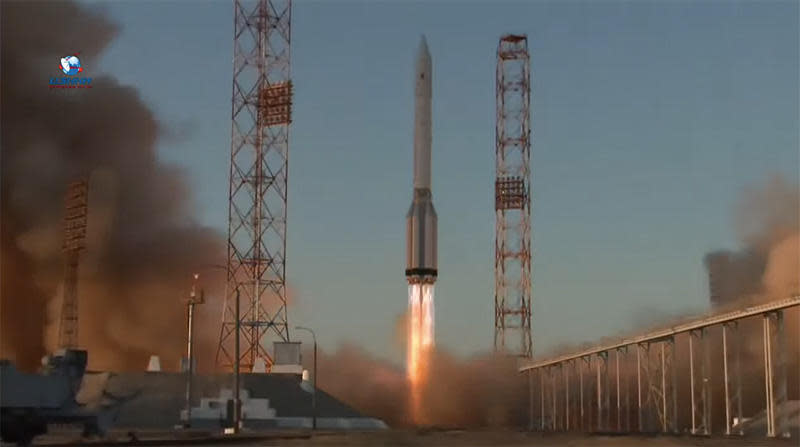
(416, 35, 431, 68)
(418, 35, 429, 55)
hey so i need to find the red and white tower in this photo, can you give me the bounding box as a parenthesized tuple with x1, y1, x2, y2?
(494, 34, 532, 357)
(216, 0, 294, 371)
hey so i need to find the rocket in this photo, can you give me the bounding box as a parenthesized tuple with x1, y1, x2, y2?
(406, 36, 437, 285)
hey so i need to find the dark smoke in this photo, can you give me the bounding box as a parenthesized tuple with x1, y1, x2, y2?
(704, 250, 765, 308)
(1, 1, 225, 372)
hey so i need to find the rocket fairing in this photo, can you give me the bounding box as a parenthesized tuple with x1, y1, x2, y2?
(405, 36, 437, 285)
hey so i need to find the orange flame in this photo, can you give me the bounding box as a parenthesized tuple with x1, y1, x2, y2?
(407, 283, 434, 424)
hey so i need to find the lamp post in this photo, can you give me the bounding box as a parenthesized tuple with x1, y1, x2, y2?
(183, 273, 205, 427)
(233, 287, 241, 434)
(191, 264, 237, 433)
(295, 326, 317, 430)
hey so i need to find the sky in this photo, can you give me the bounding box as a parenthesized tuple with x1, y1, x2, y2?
(77, 0, 798, 363)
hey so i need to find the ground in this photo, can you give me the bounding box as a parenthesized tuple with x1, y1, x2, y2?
(25, 430, 798, 446)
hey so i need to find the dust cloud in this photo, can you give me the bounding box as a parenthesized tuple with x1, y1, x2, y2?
(313, 344, 527, 429)
(1, 1, 225, 372)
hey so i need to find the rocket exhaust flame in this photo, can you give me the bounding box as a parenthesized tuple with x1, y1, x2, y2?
(407, 283, 434, 423)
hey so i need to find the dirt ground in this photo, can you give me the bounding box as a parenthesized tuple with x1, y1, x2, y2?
(265, 431, 798, 447)
(29, 430, 799, 447)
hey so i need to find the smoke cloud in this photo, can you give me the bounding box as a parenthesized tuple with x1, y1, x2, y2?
(1, 1, 225, 372)
(699, 176, 799, 428)
(706, 174, 799, 307)
(312, 175, 798, 429)
(312, 344, 527, 429)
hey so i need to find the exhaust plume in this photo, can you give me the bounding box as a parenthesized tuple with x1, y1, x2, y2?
(407, 283, 435, 424)
(313, 344, 526, 429)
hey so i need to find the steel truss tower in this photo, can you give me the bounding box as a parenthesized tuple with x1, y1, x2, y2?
(216, 0, 293, 371)
(59, 179, 88, 349)
(494, 34, 533, 357)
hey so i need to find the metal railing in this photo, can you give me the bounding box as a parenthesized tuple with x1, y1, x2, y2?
(519, 295, 799, 437)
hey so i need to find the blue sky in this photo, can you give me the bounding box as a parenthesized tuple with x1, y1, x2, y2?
(79, 0, 798, 363)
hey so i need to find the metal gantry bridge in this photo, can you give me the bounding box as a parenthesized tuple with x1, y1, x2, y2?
(519, 295, 799, 438)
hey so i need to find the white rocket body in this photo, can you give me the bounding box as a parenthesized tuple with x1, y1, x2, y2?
(406, 37, 437, 285)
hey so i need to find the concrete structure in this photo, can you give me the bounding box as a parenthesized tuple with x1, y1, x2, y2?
(178, 386, 386, 430)
(271, 342, 303, 375)
(1, 350, 119, 444)
(252, 358, 268, 374)
(97, 372, 386, 431)
(180, 388, 276, 424)
(146, 356, 161, 372)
